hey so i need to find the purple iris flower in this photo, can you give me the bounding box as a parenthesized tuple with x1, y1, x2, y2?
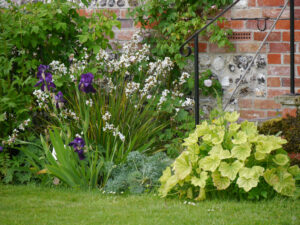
(37, 64, 50, 79)
(0, 146, 3, 152)
(55, 91, 66, 108)
(69, 137, 85, 160)
(35, 65, 56, 91)
(78, 73, 96, 93)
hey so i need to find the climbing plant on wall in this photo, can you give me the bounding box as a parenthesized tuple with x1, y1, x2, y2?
(130, 0, 234, 69)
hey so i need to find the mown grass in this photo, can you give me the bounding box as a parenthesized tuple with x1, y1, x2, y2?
(0, 185, 299, 225)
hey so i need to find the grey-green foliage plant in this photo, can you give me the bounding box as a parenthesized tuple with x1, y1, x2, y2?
(104, 151, 172, 194)
(159, 111, 300, 201)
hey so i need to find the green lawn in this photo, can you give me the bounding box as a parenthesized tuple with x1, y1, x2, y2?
(0, 185, 299, 225)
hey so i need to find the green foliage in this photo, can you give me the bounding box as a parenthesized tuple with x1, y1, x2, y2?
(104, 151, 172, 194)
(41, 128, 105, 189)
(258, 110, 300, 154)
(129, 0, 233, 68)
(159, 111, 300, 201)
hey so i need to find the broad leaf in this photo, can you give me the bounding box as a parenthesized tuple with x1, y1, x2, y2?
(232, 131, 247, 145)
(191, 171, 208, 188)
(212, 170, 231, 190)
(264, 168, 296, 196)
(209, 144, 231, 159)
(174, 152, 192, 180)
(273, 154, 289, 166)
(288, 165, 300, 177)
(199, 155, 221, 172)
(231, 143, 252, 161)
(236, 176, 259, 192)
(224, 111, 240, 123)
(219, 160, 243, 180)
(239, 166, 264, 180)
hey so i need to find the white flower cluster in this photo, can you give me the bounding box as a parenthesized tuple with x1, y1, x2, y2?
(59, 109, 79, 120)
(158, 89, 170, 108)
(181, 98, 195, 107)
(147, 57, 173, 78)
(86, 99, 93, 107)
(103, 123, 125, 142)
(140, 75, 158, 97)
(179, 72, 190, 85)
(49, 60, 67, 75)
(125, 81, 140, 97)
(69, 58, 87, 75)
(33, 89, 49, 109)
(102, 111, 111, 121)
(3, 118, 31, 146)
(96, 31, 150, 73)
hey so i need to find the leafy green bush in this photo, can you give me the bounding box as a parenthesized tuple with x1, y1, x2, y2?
(159, 111, 300, 201)
(0, 0, 119, 185)
(258, 109, 300, 154)
(104, 151, 172, 194)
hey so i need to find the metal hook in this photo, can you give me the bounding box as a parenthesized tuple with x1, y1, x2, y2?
(256, 18, 268, 31)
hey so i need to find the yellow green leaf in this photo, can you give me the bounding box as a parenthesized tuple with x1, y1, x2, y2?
(236, 176, 259, 192)
(231, 143, 252, 161)
(199, 155, 221, 172)
(273, 154, 289, 166)
(219, 160, 243, 180)
(212, 170, 231, 190)
(174, 151, 192, 180)
(288, 165, 300, 177)
(191, 171, 208, 188)
(232, 131, 247, 145)
(209, 144, 231, 159)
(224, 111, 240, 123)
(195, 188, 206, 201)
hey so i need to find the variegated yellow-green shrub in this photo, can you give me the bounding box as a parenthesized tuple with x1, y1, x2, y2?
(159, 111, 300, 200)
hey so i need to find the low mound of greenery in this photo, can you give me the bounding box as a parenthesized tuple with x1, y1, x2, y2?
(159, 111, 300, 201)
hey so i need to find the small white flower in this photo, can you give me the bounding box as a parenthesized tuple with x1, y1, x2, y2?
(204, 79, 212, 87)
(102, 112, 111, 121)
(86, 99, 93, 107)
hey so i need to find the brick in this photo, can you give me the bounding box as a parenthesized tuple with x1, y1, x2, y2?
(283, 108, 297, 118)
(296, 0, 300, 6)
(269, 43, 290, 53)
(257, 0, 284, 6)
(248, 0, 256, 6)
(254, 99, 282, 109)
(95, 9, 120, 17)
(231, 9, 262, 19)
(267, 110, 282, 117)
(253, 32, 281, 41)
(298, 66, 300, 76)
(282, 31, 300, 42)
(208, 44, 236, 53)
(267, 89, 290, 97)
(237, 43, 267, 53)
(268, 66, 290, 76)
(275, 20, 300, 30)
(267, 54, 281, 64)
(246, 20, 273, 30)
(240, 110, 266, 120)
(281, 78, 300, 87)
(120, 9, 129, 19)
(238, 99, 253, 108)
(267, 77, 281, 87)
(120, 20, 133, 29)
(263, 9, 290, 19)
(198, 43, 207, 53)
(77, 9, 94, 17)
(229, 20, 245, 29)
(115, 30, 135, 41)
(283, 54, 300, 64)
